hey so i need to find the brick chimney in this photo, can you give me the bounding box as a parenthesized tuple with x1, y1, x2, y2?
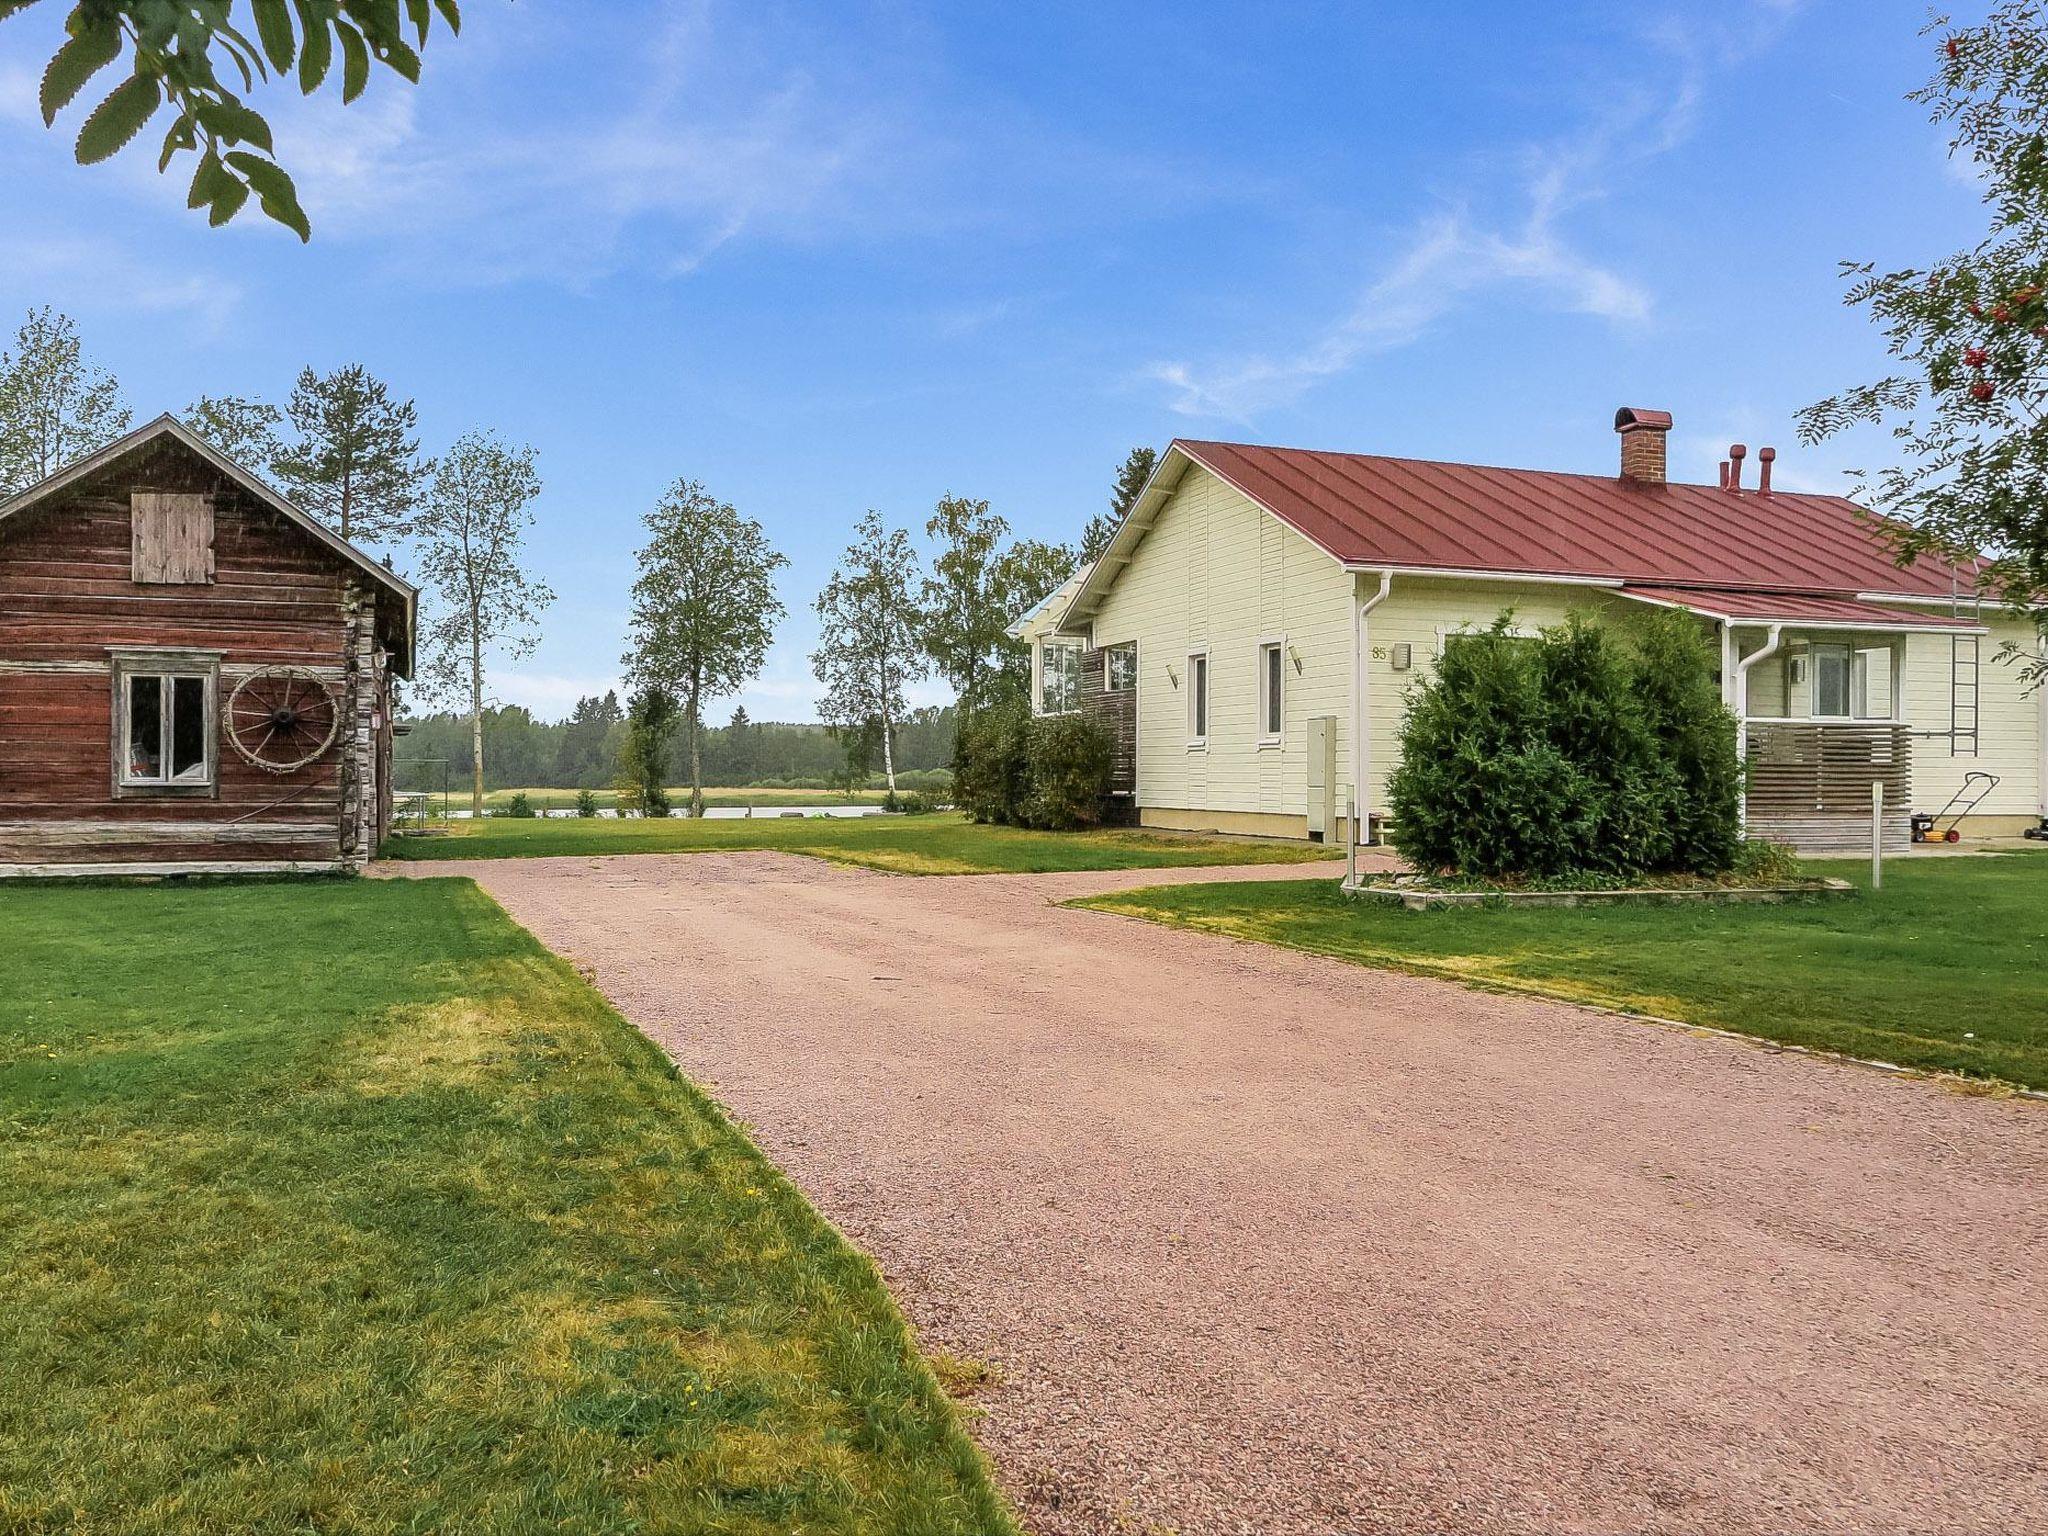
(1614, 407, 1672, 485)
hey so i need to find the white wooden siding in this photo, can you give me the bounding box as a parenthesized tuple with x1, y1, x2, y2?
(1088, 466, 1352, 818)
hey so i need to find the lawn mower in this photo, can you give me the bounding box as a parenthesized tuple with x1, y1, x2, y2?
(1911, 771, 2000, 843)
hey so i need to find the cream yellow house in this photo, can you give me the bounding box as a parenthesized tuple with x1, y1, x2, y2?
(1017, 409, 2047, 853)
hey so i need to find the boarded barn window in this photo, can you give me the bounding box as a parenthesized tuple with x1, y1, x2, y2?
(131, 492, 215, 583)
(112, 655, 217, 790)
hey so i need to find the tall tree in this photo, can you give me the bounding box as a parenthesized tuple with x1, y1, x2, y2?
(414, 432, 552, 817)
(619, 687, 676, 817)
(623, 480, 788, 817)
(813, 511, 926, 796)
(183, 393, 284, 476)
(7, 0, 463, 239)
(273, 364, 429, 547)
(555, 690, 624, 789)
(0, 306, 129, 494)
(724, 704, 756, 784)
(919, 493, 1013, 721)
(1079, 446, 1156, 564)
(1799, 3, 2048, 667)
(991, 536, 1080, 702)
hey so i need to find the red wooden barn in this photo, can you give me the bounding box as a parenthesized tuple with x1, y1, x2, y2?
(0, 415, 416, 876)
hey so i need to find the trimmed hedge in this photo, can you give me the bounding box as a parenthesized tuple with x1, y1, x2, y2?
(954, 701, 1115, 830)
(1386, 611, 1741, 880)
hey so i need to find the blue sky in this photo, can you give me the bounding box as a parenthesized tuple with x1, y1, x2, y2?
(0, 0, 1990, 722)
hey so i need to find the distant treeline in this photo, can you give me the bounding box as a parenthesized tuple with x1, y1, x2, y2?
(394, 694, 956, 791)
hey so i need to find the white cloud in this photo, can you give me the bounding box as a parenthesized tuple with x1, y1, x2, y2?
(0, 233, 243, 331)
(1147, 0, 1809, 422)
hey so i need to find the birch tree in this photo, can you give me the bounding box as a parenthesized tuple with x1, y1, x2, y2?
(813, 510, 926, 797)
(0, 306, 129, 494)
(415, 432, 552, 816)
(624, 480, 788, 817)
(273, 364, 428, 547)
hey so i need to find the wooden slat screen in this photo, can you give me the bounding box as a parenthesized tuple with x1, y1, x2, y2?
(1746, 721, 1911, 814)
(131, 492, 215, 584)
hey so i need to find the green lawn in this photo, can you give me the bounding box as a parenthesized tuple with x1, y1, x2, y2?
(387, 811, 1342, 875)
(1077, 852, 2048, 1089)
(0, 878, 1016, 1536)
(456, 787, 909, 813)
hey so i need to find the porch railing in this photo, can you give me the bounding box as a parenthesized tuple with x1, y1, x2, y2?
(1745, 720, 1912, 851)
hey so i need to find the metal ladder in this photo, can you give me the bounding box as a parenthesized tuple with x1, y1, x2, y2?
(1949, 574, 1981, 757)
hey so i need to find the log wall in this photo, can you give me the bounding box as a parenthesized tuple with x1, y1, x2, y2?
(0, 436, 394, 872)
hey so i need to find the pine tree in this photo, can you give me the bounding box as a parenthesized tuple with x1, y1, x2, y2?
(1079, 446, 1155, 564)
(273, 364, 428, 546)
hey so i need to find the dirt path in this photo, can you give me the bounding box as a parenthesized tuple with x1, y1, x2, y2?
(390, 851, 2047, 1535)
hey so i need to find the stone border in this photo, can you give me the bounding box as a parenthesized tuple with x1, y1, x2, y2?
(1344, 877, 1855, 911)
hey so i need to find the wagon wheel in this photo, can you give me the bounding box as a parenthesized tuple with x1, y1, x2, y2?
(224, 667, 342, 774)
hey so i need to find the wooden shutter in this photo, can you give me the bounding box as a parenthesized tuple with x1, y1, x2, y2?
(132, 492, 215, 584)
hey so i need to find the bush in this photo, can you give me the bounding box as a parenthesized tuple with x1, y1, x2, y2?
(896, 791, 935, 815)
(953, 702, 1113, 830)
(574, 788, 599, 818)
(1022, 713, 1114, 829)
(503, 791, 536, 819)
(1386, 613, 1741, 881)
(953, 699, 1033, 824)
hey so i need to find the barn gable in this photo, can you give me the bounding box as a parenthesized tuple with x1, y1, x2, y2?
(0, 415, 416, 875)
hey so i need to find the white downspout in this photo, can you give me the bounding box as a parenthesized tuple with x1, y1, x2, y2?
(1352, 569, 1394, 848)
(1733, 623, 1783, 834)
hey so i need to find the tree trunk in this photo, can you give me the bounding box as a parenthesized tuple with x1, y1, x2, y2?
(878, 652, 898, 797)
(469, 629, 484, 818)
(687, 670, 704, 818)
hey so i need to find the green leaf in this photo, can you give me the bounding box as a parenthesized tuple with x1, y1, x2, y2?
(39, 15, 123, 126)
(0, 1, 43, 17)
(252, 0, 298, 74)
(405, 0, 429, 43)
(435, 0, 460, 34)
(187, 147, 232, 208)
(295, 1, 333, 91)
(207, 177, 250, 226)
(376, 35, 420, 84)
(225, 150, 311, 241)
(157, 111, 198, 172)
(197, 96, 275, 152)
(74, 71, 163, 165)
(337, 21, 369, 102)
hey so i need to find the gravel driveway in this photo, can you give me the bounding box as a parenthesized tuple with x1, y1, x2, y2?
(393, 851, 2047, 1535)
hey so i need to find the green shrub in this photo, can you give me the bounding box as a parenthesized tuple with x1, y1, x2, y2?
(503, 791, 536, 819)
(1022, 713, 1114, 829)
(574, 788, 599, 818)
(953, 699, 1033, 824)
(1387, 612, 1741, 881)
(952, 703, 1113, 829)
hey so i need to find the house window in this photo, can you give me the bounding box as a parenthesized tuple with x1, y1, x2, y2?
(1187, 651, 1209, 745)
(117, 665, 215, 788)
(1105, 643, 1137, 693)
(1257, 639, 1284, 743)
(1809, 644, 1854, 718)
(1040, 642, 1080, 714)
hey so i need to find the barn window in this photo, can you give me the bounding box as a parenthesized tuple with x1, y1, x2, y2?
(131, 492, 215, 584)
(111, 653, 218, 791)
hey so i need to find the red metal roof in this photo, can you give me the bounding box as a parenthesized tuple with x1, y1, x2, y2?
(1174, 439, 1970, 598)
(1619, 585, 1981, 629)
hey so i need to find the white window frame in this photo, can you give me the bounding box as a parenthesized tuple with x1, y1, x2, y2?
(1256, 635, 1286, 748)
(1186, 649, 1210, 750)
(109, 648, 219, 796)
(1037, 639, 1082, 716)
(1104, 641, 1137, 694)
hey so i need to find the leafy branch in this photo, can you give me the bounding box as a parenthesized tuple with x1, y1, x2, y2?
(4, 0, 464, 240)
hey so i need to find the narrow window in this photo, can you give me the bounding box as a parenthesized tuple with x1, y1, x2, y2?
(1188, 652, 1208, 744)
(1811, 644, 1851, 718)
(118, 668, 215, 787)
(1040, 643, 1080, 713)
(1258, 640, 1284, 742)
(1105, 643, 1136, 693)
